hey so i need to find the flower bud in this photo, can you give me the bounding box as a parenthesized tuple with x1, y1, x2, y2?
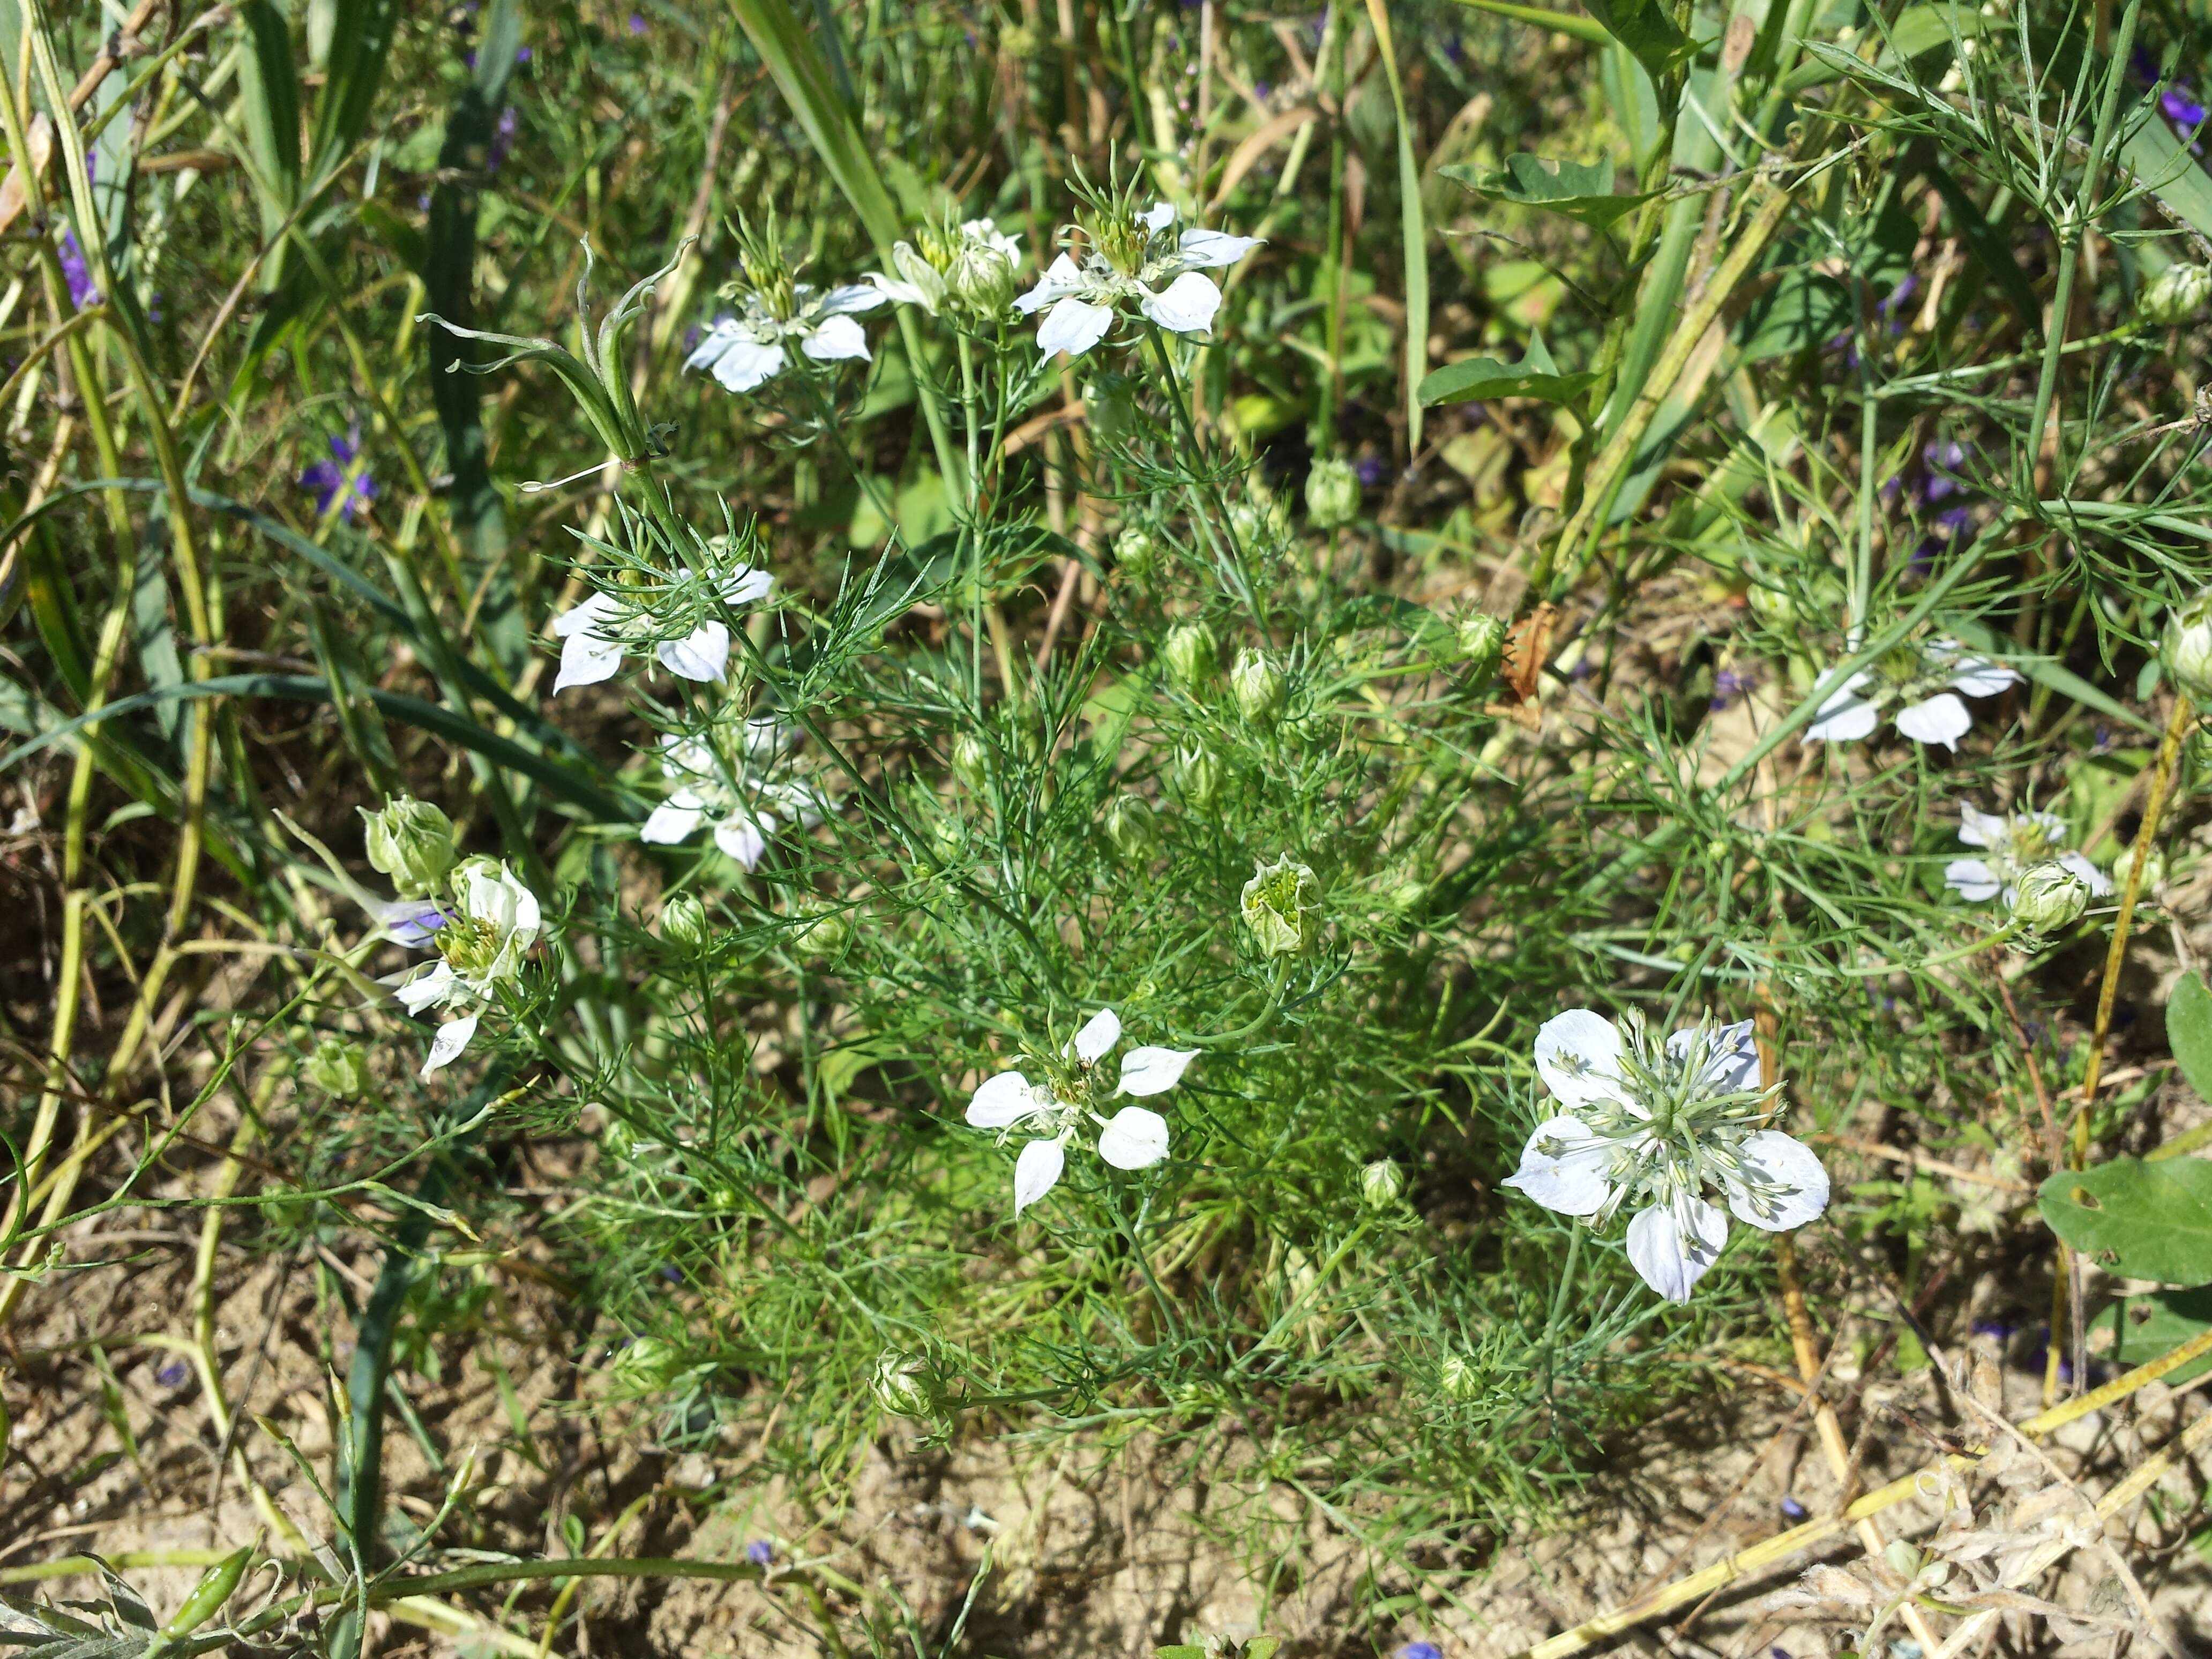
(608, 1336, 686, 1393)
(1304, 456, 1361, 529)
(2112, 840, 2166, 892)
(1744, 581, 1797, 629)
(1176, 746, 1223, 810)
(949, 244, 1015, 317)
(1455, 610, 1506, 681)
(871, 1348, 934, 1417)
(1241, 854, 1319, 956)
(951, 732, 991, 793)
(1103, 793, 1156, 858)
(661, 894, 710, 950)
(2010, 861, 2091, 935)
(2165, 587, 2212, 704)
(1230, 648, 1285, 728)
(794, 903, 851, 958)
(1229, 490, 1288, 555)
(889, 240, 948, 313)
(1115, 522, 1161, 587)
(1163, 621, 1218, 694)
(360, 794, 457, 898)
(1360, 1158, 1404, 1209)
(304, 1035, 370, 1099)
(1439, 1352, 1481, 1401)
(160, 1545, 252, 1640)
(2142, 262, 2212, 326)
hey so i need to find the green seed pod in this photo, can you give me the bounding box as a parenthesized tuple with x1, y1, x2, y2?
(2164, 587, 2212, 704)
(1230, 648, 1286, 728)
(951, 732, 990, 793)
(661, 894, 710, 950)
(359, 795, 457, 898)
(948, 244, 1015, 317)
(1359, 1159, 1404, 1209)
(871, 1348, 934, 1417)
(160, 1545, 252, 1639)
(303, 1035, 370, 1100)
(1163, 621, 1218, 694)
(1114, 522, 1161, 587)
(1177, 746, 1223, 810)
(2010, 861, 2091, 935)
(1241, 854, 1319, 956)
(1103, 793, 1156, 858)
(1304, 457, 1361, 529)
(2141, 263, 2212, 326)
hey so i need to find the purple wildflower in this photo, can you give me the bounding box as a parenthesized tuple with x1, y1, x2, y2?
(659, 1263, 683, 1283)
(488, 105, 520, 171)
(299, 424, 378, 522)
(515, 44, 532, 62)
(1355, 455, 1389, 487)
(1922, 439, 1970, 502)
(1398, 1645, 1444, 1659)
(745, 1540, 774, 1566)
(1709, 668, 1757, 712)
(156, 1359, 190, 1387)
(1254, 79, 1272, 100)
(1971, 1318, 2015, 1340)
(629, 11, 647, 32)
(58, 230, 99, 309)
(1779, 1494, 1807, 1520)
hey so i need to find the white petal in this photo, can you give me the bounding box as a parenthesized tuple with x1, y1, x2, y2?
(657, 622, 730, 683)
(713, 814, 768, 869)
(553, 627, 624, 693)
(967, 1070, 1047, 1129)
(1012, 1138, 1065, 1214)
(1499, 1115, 1612, 1216)
(710, 338, 787, 392)
(640, 802, 706, 845)
(1944, 858, 2001, 902)
(962, 218, 1021, 261)
(1803, 671, 1878, 744)
(1116, 1045, 1198, 1096)
(1532, 1009, 1627, 1112)
(1724, 1131, 1831, 1231)
(1942, 655, 2020, 698)
(1014, 253, 1086, 315)
(1036, 295, 1115, 358)
(1668, 1019, 1760, 1094)
(721, 565, 775, 607)
(818, 282, 886, 316)
(394, 961, 457, 1015)
(1625, 1199, 1729, 1303)
(1957, 804, 2004, 849)
(801, 313, 871, 363)
(1097, 1105, 1170, 1169)
(551, 591, 620, 639)
(1176, 227, 1263, 268)
(681, 317, 746, 372)
(1140, 200, 1177, 231)
(422, 1012, 479, 1078)
(865, 272, 929, 307)
(1069, 1007, 1122, 1064)
(1139, 271, 1223, 335)
(2059, 850, 2115, 898)
(1894, 692, 1972, 749)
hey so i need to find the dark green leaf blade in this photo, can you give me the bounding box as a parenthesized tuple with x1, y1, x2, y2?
(2170, 971, 2212, 1105)
(1445, 153, 1655, 228)
(2038, 1156, 2212, 1285)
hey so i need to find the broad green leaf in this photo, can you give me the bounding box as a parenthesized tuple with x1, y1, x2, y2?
(1580, 0, 1693, 85)
(2170, 971, 2212, 1105)
(1444, 153, 1655, 229)
(2105, 1286, 2212, 1384)
(1733, 271, 1852, 363)
(2038, 1157, 2212, 1285)
(1418, 333, 1596, 406)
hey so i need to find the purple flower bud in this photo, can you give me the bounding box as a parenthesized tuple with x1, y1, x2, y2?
(1398, 1645, 1443, 1659)
(629, 11, 647, 32)
(156, 1360, 190, 1387)
(58, 230, 100, 310)
(745, 1540, 774, 1566)
(1779, 1495, 1807, 1521)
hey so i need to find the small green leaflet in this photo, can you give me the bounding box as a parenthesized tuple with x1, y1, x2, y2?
(1418, 332, 1595, 407)
(2170, 970, 2212, 1104)
(2105, 1286, 2212, 1386)
(1580, 0, 1694, 84)
(2038, 1156, 2212, 1286)
(1443, 154, 1654, 229)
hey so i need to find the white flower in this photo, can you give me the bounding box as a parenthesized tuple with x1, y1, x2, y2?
(1500, 1008, 1829, 1304)
(1944, 805, 2112, 907)
(963, 1006, 1196, 1215)
(868, 218, 1023, 316)
(636, 728, 827, 872)
(390, 859, 542, 1079)
(683, 281, 885, 393)
(550, 564, 775, 694)
(1804, 638, 2019, 751)
(1013, 200, 1262, 359)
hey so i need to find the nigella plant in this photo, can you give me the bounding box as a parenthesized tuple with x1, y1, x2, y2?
(1014, 183, 1262, 359)
(1805, 637, 2020, 750)
(299, 423, 379, 522)
(550, 510, 775, 693)
(1945, 805, 2111, 907)
(1501, 1010, 1830, 1303)
(684, 208, 886, 394)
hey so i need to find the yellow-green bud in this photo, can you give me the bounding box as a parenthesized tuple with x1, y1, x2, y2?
(887, 240, 948, 312)
(304, 1035, 370, 1098)
(1177, 746, 1223, 810)
(2142, 263, 2212, 326)
(1744, 581, 1797, 628)
(871, 1348, 934, 1417)
(1241, 854, 1319, 956)
(1360, 1158, 1404, 1208)
(1304, 456, 1361, 529)
(2011, 861, 2091, 936)
(951, 733, 990, 793)
(360, 794, 457, 898)
(1163, 621, 1218, 693)
(661, 894, 710, 950)
(948, 243, 1016, 316)
(794, 904, 851, 958)
(2111, 840, 2166, 892)
(608, 1336, 686, 1393)
(2165, 587, 2212, 703)
(1230, 648, 1285, 728)
(158, 1545, 252, 1641)
(1115, 522, 1161, 586)
(1439, 1352, 1481, 1401)
(1455, 610, 1506, 680)
(1103, 793, 1156, 858)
